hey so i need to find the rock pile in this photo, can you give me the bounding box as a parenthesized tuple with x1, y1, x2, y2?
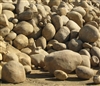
(0, 0, 100, 84)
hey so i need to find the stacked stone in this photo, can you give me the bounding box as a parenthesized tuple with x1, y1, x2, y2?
(0, 0, 100, 84)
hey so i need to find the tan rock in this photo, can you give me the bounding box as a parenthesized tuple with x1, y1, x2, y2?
(2, 61, 26, 83)
(76, 66, 94, 79)
(0, 14, 9, 26)
(35, 36, 47, 49)
(54, 26, 70, 42)
(14, 34, 28, 49)
(2, 3, 15, 11)
(14, 21, 34, 36)
(45, 50, 82, 74)
(42, 23, 56, 41)
(79, 24, 100, 43)
(2, 10, 14, 21)
(54, 70, 68, 80)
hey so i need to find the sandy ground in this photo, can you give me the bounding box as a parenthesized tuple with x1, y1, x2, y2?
(0, 68, 99, 86)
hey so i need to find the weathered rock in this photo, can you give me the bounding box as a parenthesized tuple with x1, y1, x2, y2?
(76, 66, 94, 79)
(13, 34, 28, 49)
(35, 36, 47, 49)
(49, 0, 62, 7)
(18, 10, 34, 21)
(90, 47, 100, 59)
(2, 10, 14, 21)
(91, 56, 99, 67)
(51, 14, 63, 31)
(66, 20, 81, 31)
(3, 52, 19, 62)
(5, 31, 17, 41)
(53, 42, 67, 51)
(82, 42, 92, 49)
(67, 11, 84, 27)
(72, 6, 86, 17)
(54, 26, 70, 42)
(2, 61, 26, 83)
(21, 48, 32, 55)
(44, 50, 82, 74)
(36, 4, 47, 18)
(79, 49, 91, 58)
(2, 3, 15, 11)
(79, 24, 100, 43)
(18, 52, 31, 66)
(54, 70, 68, 80)
(57, 7, 68, 15)
(0, 40, 7, 54)
(28, 38, 36, 49)
(70, 30, 79, 39)
(61, 15, 69, 25)
(30, 53, 45, 68)
(0, 14, 9, 26)
(68, 39, 83, 52)
(33, 47, 48, 56)
(14, 21, 34, 36)
(16, 0, 30, 14)
(0, 26, 10, 37)
(42, 23, 56, 41)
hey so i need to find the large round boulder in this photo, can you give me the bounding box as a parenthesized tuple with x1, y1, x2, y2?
(44, 50, 82, 74)
(79, 24, 100, 43)
(2, 61, 26, 83)
(14, 21, 34, 36)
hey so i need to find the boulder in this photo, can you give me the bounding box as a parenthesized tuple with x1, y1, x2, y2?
(2, 61, 26, 83)
(13, 34, 28, 49)
(44, 50, 82, 74)
(54, 26, 70, 42)
(68, 39, 83, 52)
(51, 14, 63, 31)
(30, 53, 45, 68)
(79, 24, 100, 43)
(67, 11, 84, 27)
(42, 23, 56, 41)
(66, 20, 81, 31)
(14, 21, 34, 36)
(76, 66, 94, 79)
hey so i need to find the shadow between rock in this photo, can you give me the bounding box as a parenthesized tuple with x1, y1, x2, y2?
(26, 72, 54, 79)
